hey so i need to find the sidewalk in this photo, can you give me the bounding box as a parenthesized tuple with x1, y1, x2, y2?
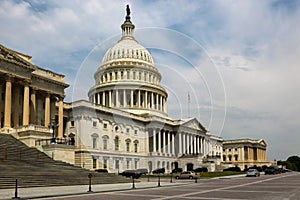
(0, 179, 186, 200)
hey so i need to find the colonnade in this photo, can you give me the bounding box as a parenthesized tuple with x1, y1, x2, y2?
(0, 77, 64, 137)
(91, 89, 167, 113)
(99, 69, 159, 85)
(148, 129, 208, 157)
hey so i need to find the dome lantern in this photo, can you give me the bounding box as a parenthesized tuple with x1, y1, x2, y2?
(121, 5, 135, 39)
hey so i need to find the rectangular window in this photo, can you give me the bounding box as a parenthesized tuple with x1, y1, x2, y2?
(134, 143, 138, 153)
(134, 130, 138, 135)
(93, 121, 97, 127)
(70, 121, 75, 127)
(93, 138, 97, 149)
(126, 128, 130, 133)
(103, 123, 108, 129)
(126, 142, 130, 152)
(127, 160, 130, 169)
(103, 159, 107, 169)
(134, 160, 138, 169)
(93, 158, 97, 169)
(115, 160, 119, 170)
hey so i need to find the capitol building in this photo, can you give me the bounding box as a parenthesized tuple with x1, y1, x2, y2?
(66, 7, 223, 173)
(5, 5, 278, 173)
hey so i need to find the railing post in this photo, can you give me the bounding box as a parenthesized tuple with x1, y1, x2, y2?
(158, 174, 161, 187)
(132, 176, 135, 189)
(12, 179, 20, 199)
(87, 173, 93, 192)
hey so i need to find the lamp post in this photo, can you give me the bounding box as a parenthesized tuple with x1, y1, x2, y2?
(48, 118, 58, 144)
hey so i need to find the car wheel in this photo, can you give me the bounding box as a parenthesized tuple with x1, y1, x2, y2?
(189, 176, 193, 179)
(175, 176, 179, 179)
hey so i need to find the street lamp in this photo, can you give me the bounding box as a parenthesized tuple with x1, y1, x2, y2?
(48, 118, 58, 144)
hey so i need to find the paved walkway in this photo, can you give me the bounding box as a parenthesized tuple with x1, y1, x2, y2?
(0, 179, 186, 200)
(0, 174, 247, 200)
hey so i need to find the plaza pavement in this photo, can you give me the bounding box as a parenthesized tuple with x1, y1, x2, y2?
(0, 174, 246, 200)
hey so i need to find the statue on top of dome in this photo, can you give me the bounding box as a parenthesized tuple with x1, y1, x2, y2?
(126, 5, 131, 21)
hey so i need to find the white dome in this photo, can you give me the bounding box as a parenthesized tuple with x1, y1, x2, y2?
(101, 38, 154, 66)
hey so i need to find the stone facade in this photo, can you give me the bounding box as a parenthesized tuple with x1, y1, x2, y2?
(222, 139, 273, 170)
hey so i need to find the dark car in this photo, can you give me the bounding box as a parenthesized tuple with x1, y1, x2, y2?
(223, 166, 241, 172)
(152, 168, 165, 174)
(171, 168, 183, 174)
(94, 169, 108, 173)
(119, 170, 142, 179)
(194, 167, 208, 172)
(265, 166, 280, 175)
(136, 168, 148, 175)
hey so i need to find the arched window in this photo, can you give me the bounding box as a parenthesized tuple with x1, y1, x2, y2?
(134, 140, 139, 153)
(115, 136, 120, 151)
(125, 138, 131, 152)
(91, 133, 99, 149)
(102, 135, 109, 150)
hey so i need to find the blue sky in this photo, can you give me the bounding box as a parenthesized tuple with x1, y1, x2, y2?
(1, 0, 300, 161)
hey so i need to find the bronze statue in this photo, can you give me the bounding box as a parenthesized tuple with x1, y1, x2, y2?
(126, 5, 131, 17)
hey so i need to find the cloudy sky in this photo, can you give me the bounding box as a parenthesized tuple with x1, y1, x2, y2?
(1, 0, 299, 161)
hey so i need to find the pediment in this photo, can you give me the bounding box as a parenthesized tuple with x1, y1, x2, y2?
(0, 44, 35, 70)
(181, 118, 207, 132)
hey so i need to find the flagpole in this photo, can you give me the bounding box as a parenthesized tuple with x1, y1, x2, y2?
(188, 92, 190, 118)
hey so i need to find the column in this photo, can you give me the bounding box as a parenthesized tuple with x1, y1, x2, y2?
(178, 132, 182, 155)
(30, 89, 36, 124)
(130, 90, 133, 107)
(44, 94, 50, 126)
(145, 91, 148, 109)
(4, 78, 12, 128)
(153, 129, 156, 153)
(156, 94, 159, 110)
(13, 86, 20, 127)
(109, 91, 112, 107)
(193, 135, 196, 154)
(197, 136, 200, 154)
(22, 84, 30, 126)
(158, 130, 161, 153)
(182, 133, 186, 154)
(162, 130, 165, 153)
(187, 134, 190, 154)
(58, 97, 64, 138)
(160, 95, 163, 111)
(151, 92, 154, 109)
(102, 92, 106, 106)
(123, 90, 126, 107)
(163, 97, 167, 113)
(138, 90, 141, 107)
(115, 90, 119, 107)
(97, 93, 100, 104)
(167, 131, 170, 154)
(172, 132, 175, 155)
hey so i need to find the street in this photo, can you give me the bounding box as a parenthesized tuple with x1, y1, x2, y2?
(36, 172, 300, 200)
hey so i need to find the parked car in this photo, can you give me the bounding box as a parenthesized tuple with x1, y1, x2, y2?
(194, 167, 208, 172)
(246, 169, 260, 177)
(265, 166, 280, 175)
(94, 169, 108, 173)
(152, 168, 165, 174)
(136, 168, 148, 175)
(175, 171, 200, 179)
(119, 170, 142, 179)
(171, 168, 183, 174)
(223, 167, 241, 172)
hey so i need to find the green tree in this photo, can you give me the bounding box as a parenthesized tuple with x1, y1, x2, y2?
(287, 156, 300, 171)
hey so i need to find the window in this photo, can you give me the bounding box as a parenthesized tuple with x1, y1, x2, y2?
(114, 136, 119, 151)
(103, 123, 108, 129)
(223, 155, 226, 161)
(134, 140, 139, 153)
(126, 160, 130, 169)
(229, 155, 232, 161)
(70, 121, 74, 127)
(103, 159, 107, 169)
(126, 128, 130, 133)
(229, 149, 231, 152)
(126, 139, 131, 152)
(234, 155, 238, 161)
(92, 137, 97, 149)
(134, 160, 138, 169)
(93, 158, 97, 169)
(235, 148, 238, 151)
(134, 130, 138, 135)
(93, 121, 97, 127)
(102, 136, 108, 150)
(115, 160, 119, 170)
